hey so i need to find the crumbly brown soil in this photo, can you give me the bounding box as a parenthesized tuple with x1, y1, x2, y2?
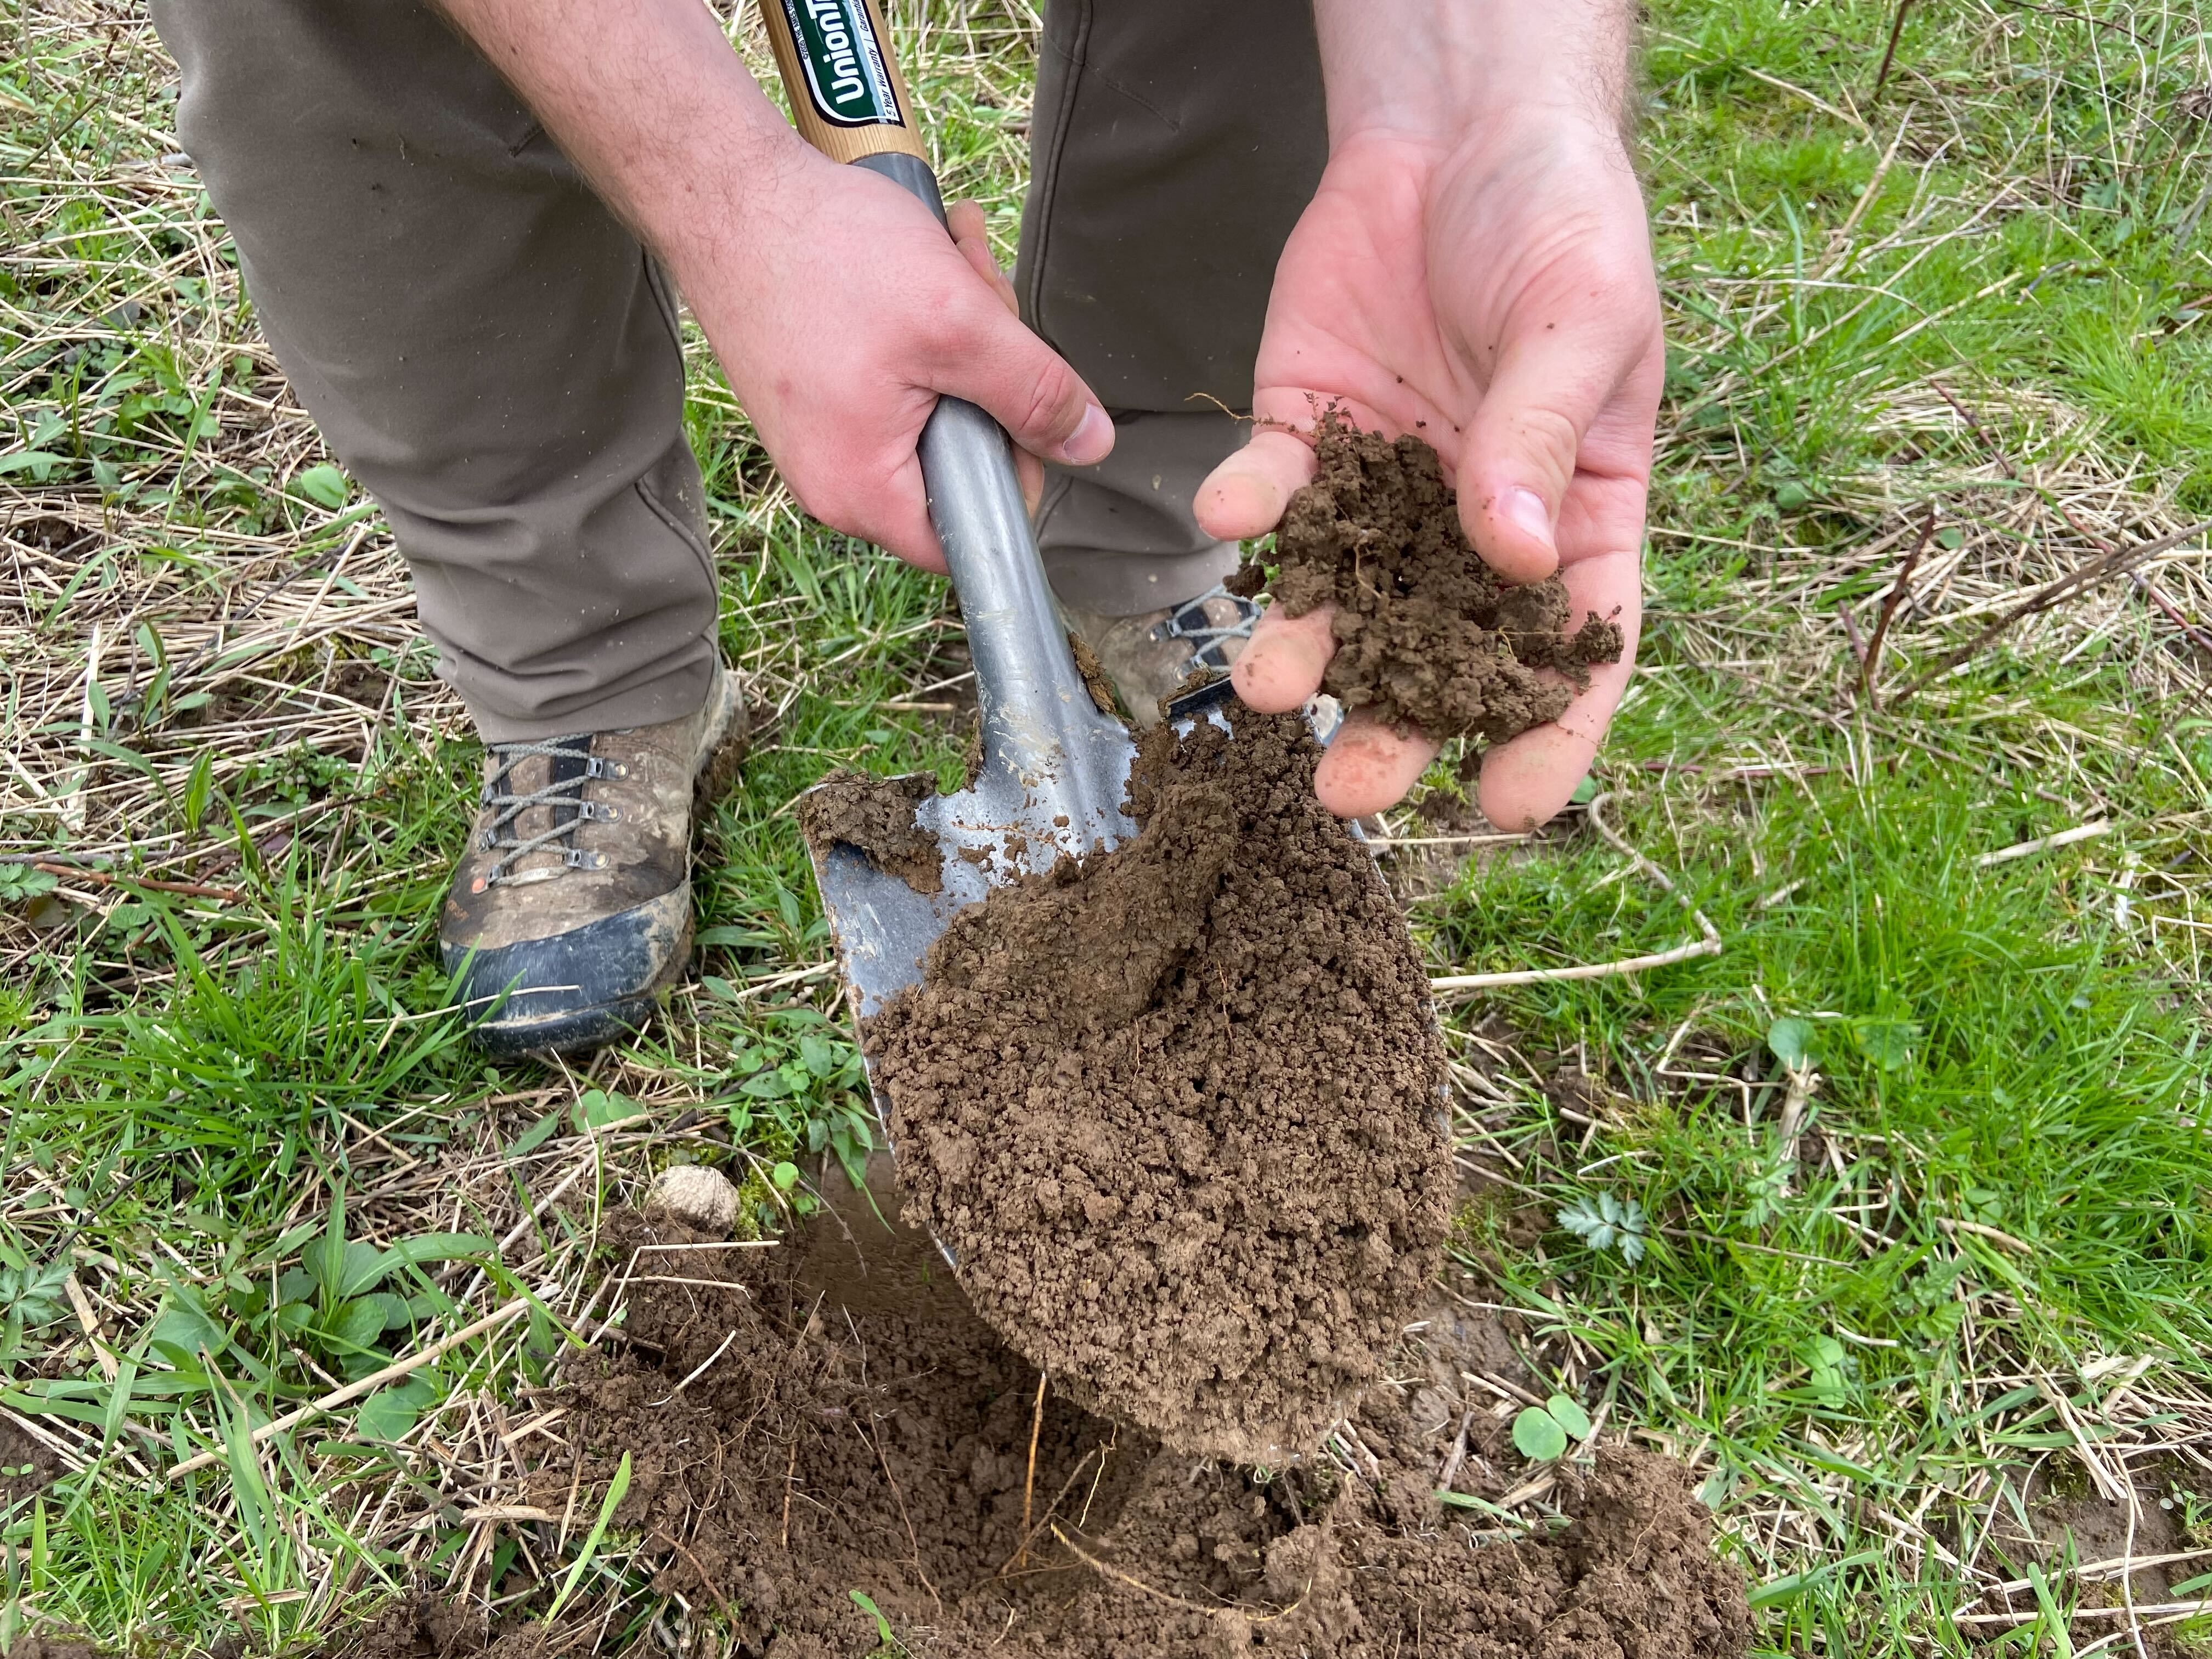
(1269, 413, 1622, 742)
(1068, 631, 1120, 718)
(864, 709, 1454, 1460)
(1, 1414, 63, 1511)
(0, 1640, 112, 1659)
(463, 1213, 1751, 1659)
(800, 769, 942, 894)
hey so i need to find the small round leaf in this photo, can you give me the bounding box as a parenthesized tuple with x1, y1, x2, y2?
(1513, 1406, 1569, 1462)
(1546, 1394, 1594, 1441)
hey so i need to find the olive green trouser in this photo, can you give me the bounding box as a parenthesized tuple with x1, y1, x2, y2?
(146, 0, 1325, 741)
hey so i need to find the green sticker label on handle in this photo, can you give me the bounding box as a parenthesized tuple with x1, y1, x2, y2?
(782, 0, 905, 128)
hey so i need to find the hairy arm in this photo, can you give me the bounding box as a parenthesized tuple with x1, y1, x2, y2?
(1311, 0, 1634, 144)
(434, 0, 1112, 568)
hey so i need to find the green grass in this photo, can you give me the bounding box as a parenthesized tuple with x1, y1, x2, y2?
(4, 0, 2211, 1654)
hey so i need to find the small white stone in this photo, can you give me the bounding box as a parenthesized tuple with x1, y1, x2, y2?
(647, 1164, 740, 1235)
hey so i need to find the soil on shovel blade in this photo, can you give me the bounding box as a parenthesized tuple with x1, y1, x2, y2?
(1259, 412, 1623, 744)
(799, 769, 944, 895)
(478, 1213, 1753, 1659)
(863, 709, 1454, 1460)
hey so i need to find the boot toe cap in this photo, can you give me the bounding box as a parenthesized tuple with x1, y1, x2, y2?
(443, 887, 691, 1057)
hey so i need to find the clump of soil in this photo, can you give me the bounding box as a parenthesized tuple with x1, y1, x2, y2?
(1068, 631, 1119, 717)
(800, 770, 942, 894)
(0, 1639, 112, 1659)
(504, 1214, 1752, 1659)
(1268, 413, 1622, 742)
(863, 709, 1453, 1460)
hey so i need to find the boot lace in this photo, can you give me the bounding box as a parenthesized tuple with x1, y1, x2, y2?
(478, 736, 624, 885)
(1149, 583, 1260, 671)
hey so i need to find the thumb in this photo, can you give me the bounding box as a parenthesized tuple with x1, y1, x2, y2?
(1458, 330, 1614, 585)
(928, 290, 1115, 471)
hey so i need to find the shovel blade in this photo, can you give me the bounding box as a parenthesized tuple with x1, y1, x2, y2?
(806, 766, 1134, 1022)
(800, 750, 1139, 1270)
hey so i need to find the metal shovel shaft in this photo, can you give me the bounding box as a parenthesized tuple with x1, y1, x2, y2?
(860, 153, 1135, 859)
(770, 25, 1138, 1272)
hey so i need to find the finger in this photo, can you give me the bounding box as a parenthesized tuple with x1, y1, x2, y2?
(1231, 603, 1336, 713)
(947, 198, 1020, 319)
(1474, 546, 1641, 828)
(1195, 428, 1320, 541)
(1313, 712, 1441, 819)
(930, 294, 1114, 469)
(1458, 326, 1634, 585)
(854, 451, 953, 575)
(1015, 445, 1043, 517)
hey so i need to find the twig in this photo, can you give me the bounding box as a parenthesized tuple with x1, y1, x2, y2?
(1430, 793, 1720, 995)
(1436, 1409, 1476, 1493)
(1987, 0, 2149, 43)
(1976, 819, 2109, 867)
(664, 1328, 738, 1398)
(860, 1415, 941, 1611)
(997, 1443, 1103, 1578)
(1858, 507, 1938, 705)
(1496, 1471, 1558, 1509)
(1938, 1216, 2035, 1256)
(1049, 1524, 1306, 1624)
(64, 1272, 120, 1384)
(1837, 601, 1872, 682)
(1889, 520, 2212, 707)
(1985, 1547, 2212, 1598)
(1872, 0, 1916, 101)
(1955, 1600, 2212, 1628)
(1017, 1369, 1048, 1570)
(168, 1299, 528, 1478)
(1927, 381, 2212, 686)
(652, 1528, 738, 1626)
(32, 861, 241, 902)
(781, 1437, 799, 1551)
(2132, 573, 2212, 665)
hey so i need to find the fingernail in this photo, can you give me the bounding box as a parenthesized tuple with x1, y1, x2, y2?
(1503, 486, 1554, 548)
(1062, 405, 1113, 467)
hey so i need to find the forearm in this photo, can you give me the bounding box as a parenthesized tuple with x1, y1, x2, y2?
(435, 0, 809, 280)
(1310, 0, 1635, 143)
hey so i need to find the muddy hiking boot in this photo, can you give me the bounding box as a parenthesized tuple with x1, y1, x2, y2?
(1062, 582, 1260, 726)
(441, 669, 748, 1057)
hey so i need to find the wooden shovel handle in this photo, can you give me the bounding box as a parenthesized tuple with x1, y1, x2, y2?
(758, 0, 929, 167)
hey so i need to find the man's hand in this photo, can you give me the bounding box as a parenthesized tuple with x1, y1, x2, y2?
(1195, 2, 1661, 828)
(440, 0, 1111, 572)
(680, 173, 1096, 571)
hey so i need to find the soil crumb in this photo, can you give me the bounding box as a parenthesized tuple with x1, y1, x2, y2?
(864, 709, 1454, 1460)
(800, 770, 942, 895)
(1271, 412, 1622, 742)
(1068, 631, 1119, 718)
(511, 1214, 1753, 1659)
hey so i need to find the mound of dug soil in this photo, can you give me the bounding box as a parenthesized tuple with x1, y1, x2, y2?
(863, 710, 1453, 1459)
(1264, 413, 1622, 742)
(517, 1215, 1752, 1659)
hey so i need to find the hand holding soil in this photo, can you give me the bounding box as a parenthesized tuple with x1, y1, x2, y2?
(1194, 71, 1662, 827)
(1248, 412, 1625, 781)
